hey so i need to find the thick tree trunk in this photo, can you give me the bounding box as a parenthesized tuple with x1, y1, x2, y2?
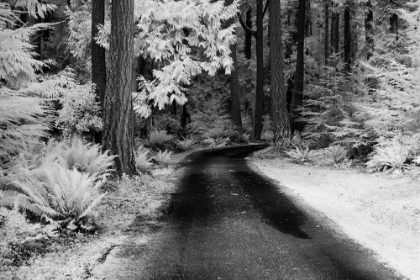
(251, 0, 264, 141)
(103, 0, 137, 176)
(324, 1, 330, 64)
(245, 9, 252, 60)
(229, 43, 243, 129)
(365, 1, 374, 60)
(331, 8, 339, 54)
(290, 0, 306, 133)
(344, 4, 351, 72)
(270, 0, 291, 143)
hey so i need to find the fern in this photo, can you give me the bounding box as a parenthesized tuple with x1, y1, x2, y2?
(153, 150, 172, 165)
(177, 138, 195, 151)
(324, 145, 348, 164)
(148, 129, 173, 149)
(367, 137, 410, 173)
(135, 145, 153, 172)
(6, 162, 106, 222)
(285, 145, 317, 163)
(45, 136, 115, 177)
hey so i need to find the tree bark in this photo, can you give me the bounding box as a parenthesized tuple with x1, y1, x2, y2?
(245, 9, 252, 60)
(365, 0, 374, 60)
(390, 13, 398, 40)
(103, 0, 137, 176)
(324, 1, 330, 64)
(270, 0, 291, 143)
(229, 43, 243, 129)
(344, 4, 351, 72)
(331, 8, 339, 54)
(290, 0, 306, 133)
(92, 0, 106, 144)
(251, 0, 264, 141)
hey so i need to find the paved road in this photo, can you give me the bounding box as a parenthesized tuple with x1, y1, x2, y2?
(129, 145, 400, 279)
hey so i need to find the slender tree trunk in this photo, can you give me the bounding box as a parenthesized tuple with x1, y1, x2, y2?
(225, 0, 242, 129)
(331, 8, 339, 54)
(290, 0, 306, 133)
(251, 0, 264, 141)
(365, 0, 374, 60)
(324, 1, 330, 64)
(92, 0, 106, 144)
(270, 0, 291, 143)
(103, 0, 137, 176)
(344, 4, 351, 72)
(390, 13, 398, 40)
(245, 9, 253, 59)
(229, 43, 243, 129)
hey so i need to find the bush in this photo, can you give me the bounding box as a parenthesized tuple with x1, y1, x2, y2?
(4, 162, 106, 224)
(148, 129, 173, 149)
(285, 145, 317, 163)
(46, 136, 115, 177)
(135, 145, 153, 172)
(153, 150, 172, 165)
(367, 137, 410, 173)
(56, 84, 102, 139)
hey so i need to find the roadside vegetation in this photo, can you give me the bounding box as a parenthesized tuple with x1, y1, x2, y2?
(1, 0, 420, 279)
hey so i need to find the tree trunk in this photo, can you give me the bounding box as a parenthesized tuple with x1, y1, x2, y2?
(390, 13, 398, 40)
(92, 0, 106, 144)
(270, 0, 291, 143)
(245, 9, 252, 60)
(331, 8, 339, 54)
(324, 1, 330, 64)
(251, 0, 264, 141)
(102, 0, 137, 176)
(230, 43, 243, 129)
(290, 0, 306, 133)
(344, 4, 351, 72)
(365, 0, 374, 60)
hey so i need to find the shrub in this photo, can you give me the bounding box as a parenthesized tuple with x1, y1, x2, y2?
(367, 137, 410, 173)
(153, 150, 172, 165)
(177, 138, 195, 151)
(148, 129, 173, 149)
(4, 162, 106, 224)
(285, 145, 317, 163)
(46, 136, 115, 177)
(55, 84, 102, 138)
(324, 145, 348, 164)
(135, 145, 153, 172)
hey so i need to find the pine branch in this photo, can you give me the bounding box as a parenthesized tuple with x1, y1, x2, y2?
(238, 13, 257, 37)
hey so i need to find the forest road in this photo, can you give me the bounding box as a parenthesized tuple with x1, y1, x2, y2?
(124, 145, 401, 280)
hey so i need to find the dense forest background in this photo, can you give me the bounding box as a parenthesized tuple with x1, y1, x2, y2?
(1, 0, 420, 255)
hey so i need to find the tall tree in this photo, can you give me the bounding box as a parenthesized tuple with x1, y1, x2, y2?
(245, 9, 252, 60)
(229, 43, 243, 129)
(270, 0, 291, 143)
(330, 6, 339, 54)
(239, 0, 264, 141)
(226, 0, 242, 129)
(324, 0, 330, 63)
(253, 0, 265, 140)
(91, 0, 106, 144)
(344, 3, 351, 72)
(102, 0, 137, 176)
(290, 0, 306, 132)
(365, 0, 374, 60)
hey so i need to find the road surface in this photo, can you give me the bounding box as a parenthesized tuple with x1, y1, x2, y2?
(120, 145, 400, 280)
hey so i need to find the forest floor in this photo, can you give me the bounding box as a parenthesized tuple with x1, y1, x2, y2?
(0, 151, 191, 280)
(250, 147, 420, 280)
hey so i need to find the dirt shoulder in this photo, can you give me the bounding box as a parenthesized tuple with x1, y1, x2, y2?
(249, 154, 420, 280)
